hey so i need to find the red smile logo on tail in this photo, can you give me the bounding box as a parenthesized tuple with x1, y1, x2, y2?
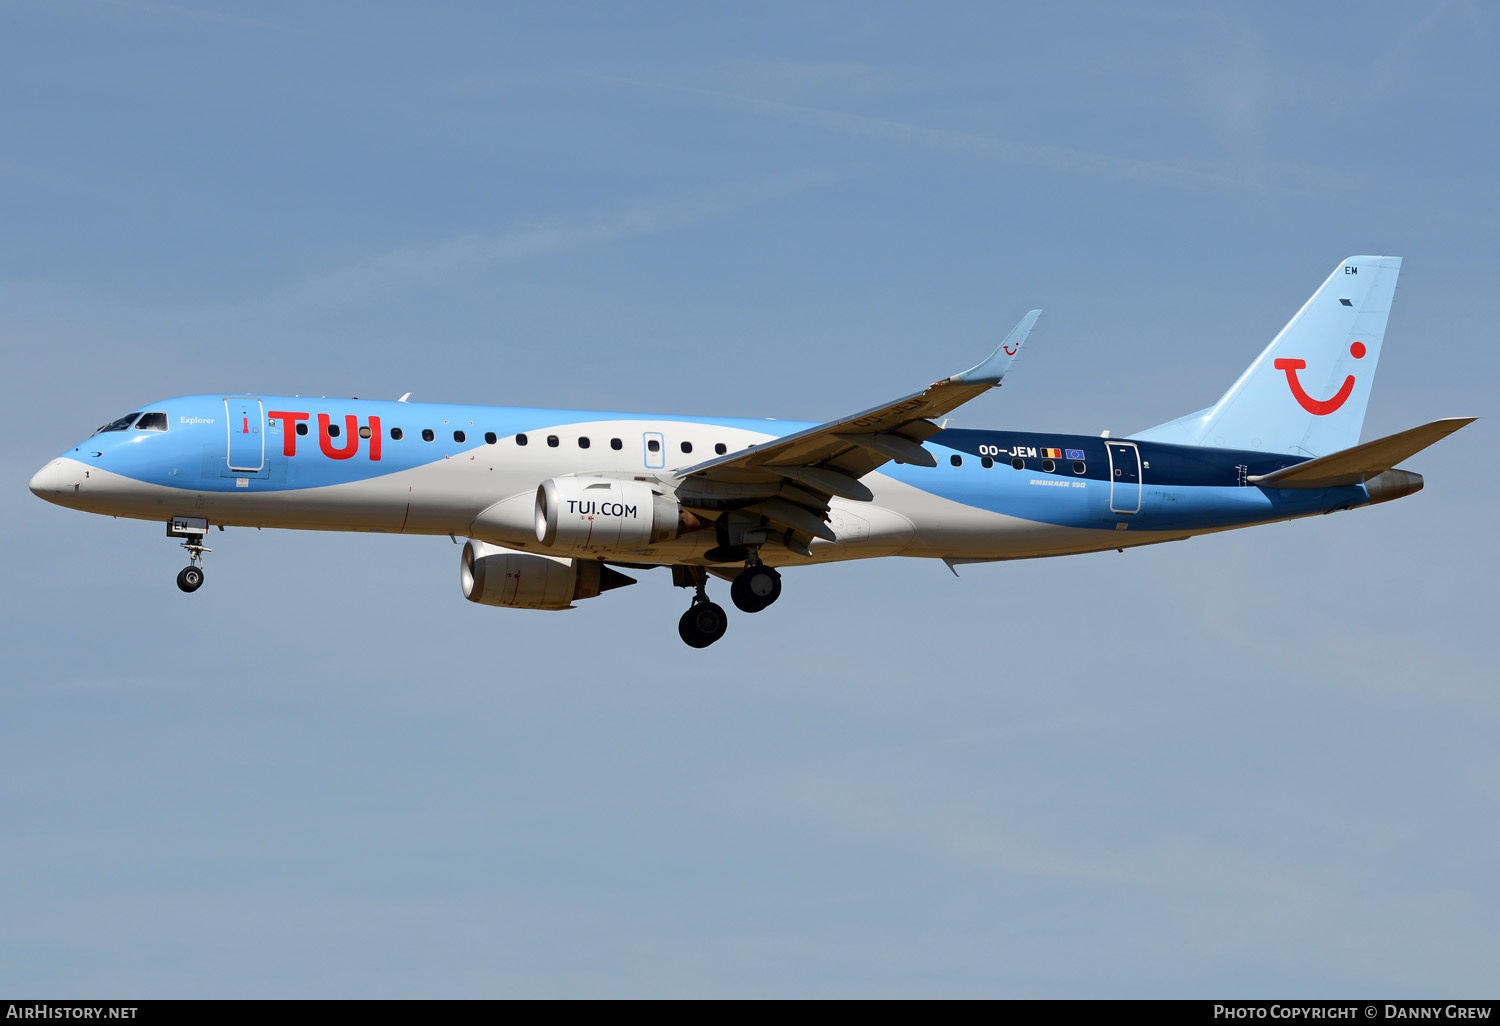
(1274, 341, 1366, 415)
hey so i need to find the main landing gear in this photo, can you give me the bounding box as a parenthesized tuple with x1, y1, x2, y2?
(167, 516, 211, 593)
(730, 563, 782, 613)
(673, 557, 784, 648)
(676, 567, 728, 648)
(679, 597, 728, 649)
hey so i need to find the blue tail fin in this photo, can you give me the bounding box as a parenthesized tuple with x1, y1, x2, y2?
(1131, 256, 1402, 456)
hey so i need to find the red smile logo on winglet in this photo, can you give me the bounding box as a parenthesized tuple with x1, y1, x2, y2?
(1274, 341, 1365, 415)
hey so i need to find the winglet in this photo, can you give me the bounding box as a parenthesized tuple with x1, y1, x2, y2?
(948, 310, 1041, 386)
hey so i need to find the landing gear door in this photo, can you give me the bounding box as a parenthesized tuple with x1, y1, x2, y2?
(1107, 441, 1142, 514)
(225, 397, 265, 472)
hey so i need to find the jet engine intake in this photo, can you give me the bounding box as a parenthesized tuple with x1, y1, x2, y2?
(460, 540, 635, 610)
(535, 477, 696, 551)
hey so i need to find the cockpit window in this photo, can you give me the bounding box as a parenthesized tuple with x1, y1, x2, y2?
(94, 413, 141, 435)
(134, 412, 168, 431)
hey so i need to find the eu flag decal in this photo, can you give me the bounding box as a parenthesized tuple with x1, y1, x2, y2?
(1065, 448, 1085, 460)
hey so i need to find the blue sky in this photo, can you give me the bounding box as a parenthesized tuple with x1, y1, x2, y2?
(3, 0, 1495, 997)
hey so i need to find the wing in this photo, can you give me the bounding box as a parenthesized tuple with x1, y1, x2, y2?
(671, 310, 1041, 555)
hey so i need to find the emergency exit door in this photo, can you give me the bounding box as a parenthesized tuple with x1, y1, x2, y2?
(643, 431, 665, 470)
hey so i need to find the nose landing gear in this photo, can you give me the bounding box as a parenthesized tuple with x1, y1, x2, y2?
(167, 516, 211, 594)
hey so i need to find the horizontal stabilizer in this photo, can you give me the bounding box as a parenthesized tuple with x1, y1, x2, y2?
(1247, 417, 1475, 489)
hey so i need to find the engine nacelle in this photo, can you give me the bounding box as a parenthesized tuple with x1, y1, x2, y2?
(535, 477, 691, 551)
(460, 540, 635, 610)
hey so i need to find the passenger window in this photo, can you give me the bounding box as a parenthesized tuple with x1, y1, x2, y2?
(328, 423, 341, 438)
(296, 422, 309, 436)
(1073, 460, 1086, 474)
(134, 412, 168, 431)
(547, 435, 559, 447)
(681, 441, 693, 454)
(391, 428, 403, 440)
(515, 433, 528, 446)
(1011, 457, 1025, 470)
(579, 437, 590, 448)
(1042, 459, 1055, 473)
(359, 425, 371, 439)
(647, 439, 661, 453)
(485, 432, 497, 444)
(981, 456, 993, 469)
(454, 430, 466, 443)
(610, 438, 622, 450)
(715, 443, 727, 455)
(422, 429, 435, 442)
(950, 454, 963, 467)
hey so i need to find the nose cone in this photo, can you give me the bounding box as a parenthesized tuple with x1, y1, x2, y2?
(29, 458, 81, 502)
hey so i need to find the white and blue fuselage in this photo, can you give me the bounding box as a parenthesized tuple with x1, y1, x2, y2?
(28, 256, 1468, 646)
(30, 393, 1374, 563)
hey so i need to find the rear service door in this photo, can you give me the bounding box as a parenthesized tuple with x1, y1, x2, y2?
(1107, 441, 1142, 514)
(225, 397, 265, 472)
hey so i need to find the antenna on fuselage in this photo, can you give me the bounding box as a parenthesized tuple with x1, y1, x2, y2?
(398, 392, 412, 402)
